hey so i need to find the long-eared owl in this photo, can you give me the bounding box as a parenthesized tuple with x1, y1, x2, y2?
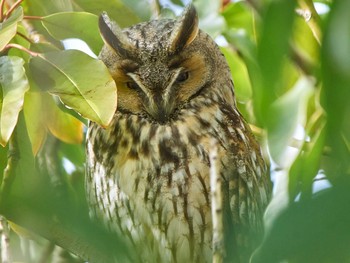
(86, 4, 271, 263)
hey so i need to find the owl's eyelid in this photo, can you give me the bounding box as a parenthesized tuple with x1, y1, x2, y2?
(174, 68, 189, 83)
(126, 72, 148, 95)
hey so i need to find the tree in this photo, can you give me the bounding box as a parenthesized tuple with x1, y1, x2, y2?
(0, 0, 349, 262)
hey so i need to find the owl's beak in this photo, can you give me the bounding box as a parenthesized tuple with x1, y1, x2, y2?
(147, 95, 175, 124)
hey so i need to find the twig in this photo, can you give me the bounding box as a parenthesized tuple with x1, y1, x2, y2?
(0, 0, 5, 21)
(4, 0, 23, 20)
(0, 216, 11, 263)
(2, 43, 39, 56)
(290, 45, 317, 76)
(16, 31, 34, 43)
(209, 140, 224, 263)
(23, 15, 43, 20)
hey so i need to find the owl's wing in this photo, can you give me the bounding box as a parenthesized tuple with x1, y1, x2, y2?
(218, 107, 272, 262)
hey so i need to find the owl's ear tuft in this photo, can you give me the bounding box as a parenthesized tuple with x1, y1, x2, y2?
(168, 4, 199, 53)
(99, 12, 133, 57)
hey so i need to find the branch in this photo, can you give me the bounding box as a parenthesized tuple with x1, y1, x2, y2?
(209, 140, 224, 263)
(0, 0, 5, 21)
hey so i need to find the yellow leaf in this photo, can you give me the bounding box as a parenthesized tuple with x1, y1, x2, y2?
(45, 95, 83, 144)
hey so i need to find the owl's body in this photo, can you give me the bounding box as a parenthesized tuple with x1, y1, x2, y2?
(86, 5, 271, 263)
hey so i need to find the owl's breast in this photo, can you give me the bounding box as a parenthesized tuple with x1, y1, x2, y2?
(86, 98, 269, 262)
(86, 102, 228, 261)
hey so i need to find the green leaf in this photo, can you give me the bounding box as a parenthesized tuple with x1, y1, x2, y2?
(0, 56, 29, 146)
(223, 30, 259, 93)
(23, 91, 47, 155)
(59, 142, 85, 167)
(72, 0, 140, 27)
(267, 77, 313, 164)
(121, 0, 151, 21)
(29, 50, 117, 127)
(0, 7, 23, 51)
(8, 25, 31, 60)
(256, 0, 297, 123)
(321, 0, 350, 178)
(13, 112, 40, 197)
(194, 0, 226, 37)
(220, 46, 252, 102)
(42, 12, 103, 55)
(252, 186, 350, 263)
(24, 0, 73, 16)
(222, 2, 254, 37)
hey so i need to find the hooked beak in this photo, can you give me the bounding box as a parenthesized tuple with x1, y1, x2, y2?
(147, 95, 176, 124)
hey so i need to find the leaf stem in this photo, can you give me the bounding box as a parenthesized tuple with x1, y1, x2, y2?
(0, 0, 5, 21)
(297, 0, 322, 44)
(4, 0, 23, 20)
(3, 43, 40, 57)
(16, 31, 34, 43)
(23, 15, 43, 20)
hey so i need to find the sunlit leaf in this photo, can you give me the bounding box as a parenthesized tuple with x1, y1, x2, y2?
(23, 91, 47, 155)
(0, 7, 23, 51)
(45, 95, 84, 144)
(288, 121, 326, 199)
(8, 25, 30, 60)
(0, 56, 29, 146)
(267, 77, 313, 164)
(42, 12, 103, 55)
(29, 50, 117, 127)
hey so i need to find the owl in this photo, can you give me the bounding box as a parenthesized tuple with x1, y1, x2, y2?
(86, 4, 271, 263)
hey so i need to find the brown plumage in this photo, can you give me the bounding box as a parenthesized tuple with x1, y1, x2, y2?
(86, 5, 271, 263)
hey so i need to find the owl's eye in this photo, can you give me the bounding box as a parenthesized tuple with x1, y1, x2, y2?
(126, 81, 140, 90)
(176, 71, 189, 83)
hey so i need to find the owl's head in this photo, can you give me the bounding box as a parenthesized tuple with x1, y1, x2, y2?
(99, 5, 228, 124)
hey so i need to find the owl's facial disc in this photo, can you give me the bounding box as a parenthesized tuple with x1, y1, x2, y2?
(126, 68, 185, 124)
(99, 4, 213, 123)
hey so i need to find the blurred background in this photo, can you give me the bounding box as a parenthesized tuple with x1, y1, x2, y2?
(1, 0, 350, 262)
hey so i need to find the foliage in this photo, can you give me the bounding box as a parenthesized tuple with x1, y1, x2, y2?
(0, 0, 349, 262)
